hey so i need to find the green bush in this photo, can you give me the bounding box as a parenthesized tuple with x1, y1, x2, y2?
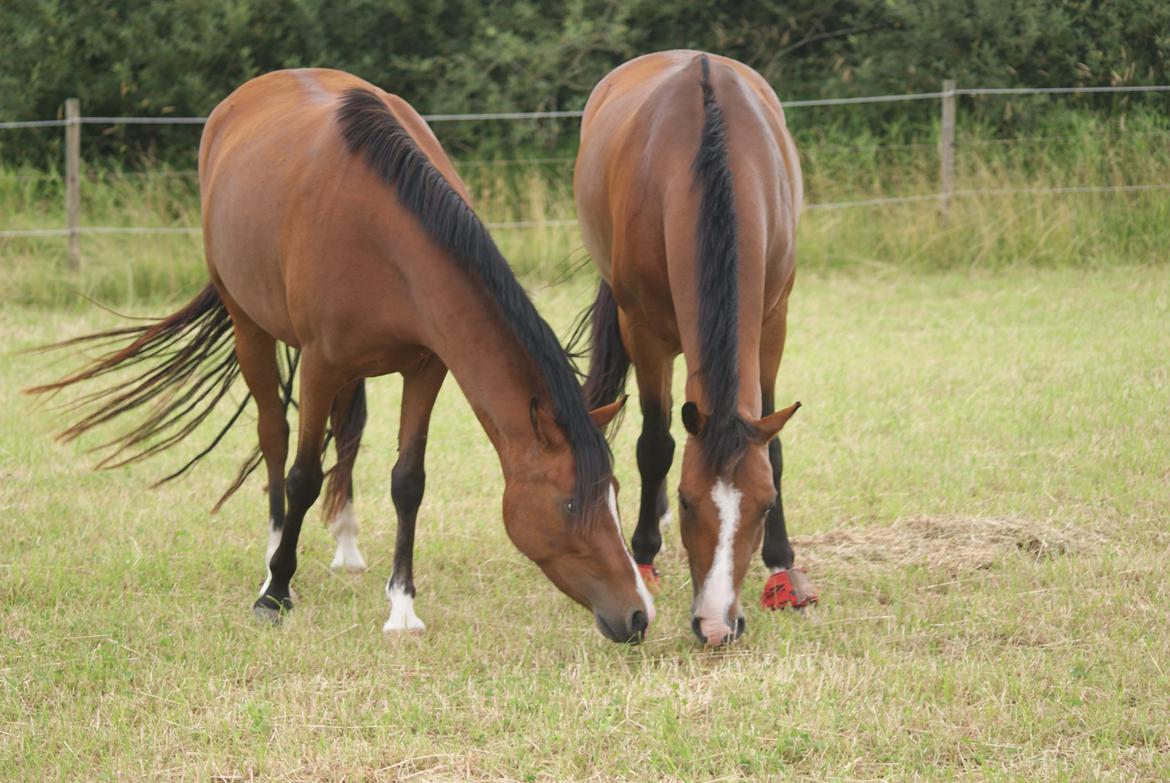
(2, 1, 1169, 165)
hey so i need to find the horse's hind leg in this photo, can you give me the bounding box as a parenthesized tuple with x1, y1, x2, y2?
(384, 355, 447, 633)
(325, 379, 368, 573)
(327, 483, 364, 573)
(255, 351, 342, 618)
(627, 328, 675, 594)
(226, 309, 291, 602)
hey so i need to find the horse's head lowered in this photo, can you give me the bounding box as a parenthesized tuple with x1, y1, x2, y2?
(677, 400, 800, 645)
(501, 397, 655, 643)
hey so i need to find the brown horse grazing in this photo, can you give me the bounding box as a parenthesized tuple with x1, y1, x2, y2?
(29, 68, 654, 643)
(575, 51, 814, 646)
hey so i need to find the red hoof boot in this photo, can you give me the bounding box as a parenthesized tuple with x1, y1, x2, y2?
(761, 569, 818, 610)
(638, 563, 662, 596)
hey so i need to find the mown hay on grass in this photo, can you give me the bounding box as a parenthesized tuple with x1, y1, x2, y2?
(793, 515, 1105, 573)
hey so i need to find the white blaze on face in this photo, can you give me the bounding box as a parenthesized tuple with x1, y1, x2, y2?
(329, 501, 367, 573)
(696, 479, 743, 627)
(608, 485, 657, 624)
(383, 582, 426, 633)
(260, 522, 282, 596)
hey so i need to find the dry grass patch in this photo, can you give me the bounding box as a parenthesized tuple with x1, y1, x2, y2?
(795, 514, 1106, 573)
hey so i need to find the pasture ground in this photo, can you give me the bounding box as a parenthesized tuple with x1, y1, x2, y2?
(2, 264, 1168, 781)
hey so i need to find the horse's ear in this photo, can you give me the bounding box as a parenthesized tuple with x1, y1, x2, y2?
(588, 395, 627, 429)
(530, 397, 551, 447)
(681, 401, 707, 436)
(754, 401, 801, 442)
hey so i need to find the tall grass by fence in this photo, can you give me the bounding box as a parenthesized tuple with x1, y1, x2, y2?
(2, 81, 1169, 305)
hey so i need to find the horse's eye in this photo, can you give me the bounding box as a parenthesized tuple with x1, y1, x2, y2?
(678, 494, 692, 513)
(564, 500, 577, 516)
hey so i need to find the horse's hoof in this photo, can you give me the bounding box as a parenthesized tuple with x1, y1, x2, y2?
(383, 618, 426, 635)
(760, 568, 818, 610)
(383, 588, 426, 634)
(252, 594, 293, 624)
(638, 563, 662, 595)
(330, 540, 368, 573)
(330, 555, 368, 574)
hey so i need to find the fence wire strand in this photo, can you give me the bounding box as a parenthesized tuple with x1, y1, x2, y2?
(958, 85, 1170, 97)
(4, 183, 1167, 240)
(3, 82, 1167, 129)
(3, 82, 1169, 241)
(0, 119, 68, 129)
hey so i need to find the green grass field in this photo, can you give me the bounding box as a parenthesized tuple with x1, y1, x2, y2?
(3, 259, 1168, 780)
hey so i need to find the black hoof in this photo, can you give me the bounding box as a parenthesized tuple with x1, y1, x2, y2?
(252, 593, 293, 624)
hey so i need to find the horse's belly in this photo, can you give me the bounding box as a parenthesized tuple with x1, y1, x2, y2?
(202, 183, 298, 344)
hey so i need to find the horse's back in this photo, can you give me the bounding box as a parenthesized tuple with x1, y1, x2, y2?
(198, 69, 461, 354)
(576, 51, 800, 327)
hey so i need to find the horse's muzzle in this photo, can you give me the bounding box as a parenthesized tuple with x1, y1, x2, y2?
(692, 613, 746, 646)
(595, 608, 649, 643)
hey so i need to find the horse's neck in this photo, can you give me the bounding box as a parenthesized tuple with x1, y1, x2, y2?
(417, 274, 547, 471)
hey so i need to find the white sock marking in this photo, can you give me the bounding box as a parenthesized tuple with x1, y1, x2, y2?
(260, 522, 282, 596)
(329, 501, 367, 572)
(608, 485, 657, 624)
(383, 582, 426, 632)
(696, 479, 742, 625)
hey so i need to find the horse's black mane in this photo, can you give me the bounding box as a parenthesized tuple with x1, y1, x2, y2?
(336, 88, 611, 516)
(693, 55, 756, 472)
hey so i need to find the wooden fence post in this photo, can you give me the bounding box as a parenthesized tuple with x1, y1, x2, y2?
(939, 79, 956, 217)
(65, 97, 81, 270)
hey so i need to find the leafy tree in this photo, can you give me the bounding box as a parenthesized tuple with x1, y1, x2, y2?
(2, 0, 1167, 165)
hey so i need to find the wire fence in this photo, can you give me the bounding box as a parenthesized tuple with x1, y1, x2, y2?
(2, 81, 1169, 265)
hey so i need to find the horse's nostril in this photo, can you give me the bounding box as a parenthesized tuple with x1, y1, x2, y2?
(692, 614, 739, 646)
(629, 609, 648, 640)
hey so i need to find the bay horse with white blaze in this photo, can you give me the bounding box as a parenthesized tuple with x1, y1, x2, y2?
(30, 68, 654, 643)
(575, 51, 815, 645)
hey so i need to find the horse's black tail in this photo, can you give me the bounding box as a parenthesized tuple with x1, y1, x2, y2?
(692, 53, 755, 472)
(570, 279, 631, 418)
(25, 283, 289, 511)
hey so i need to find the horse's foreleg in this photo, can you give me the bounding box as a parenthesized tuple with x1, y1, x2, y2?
(759, 389, 794, 573)
(384, 355, 447, 633)
(758, 303, 818, 610)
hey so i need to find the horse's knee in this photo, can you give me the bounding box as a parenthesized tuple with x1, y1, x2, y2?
(636, 425, 674, 483)
(286, 463, 322, 511)
(391, 459, 425, 513)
